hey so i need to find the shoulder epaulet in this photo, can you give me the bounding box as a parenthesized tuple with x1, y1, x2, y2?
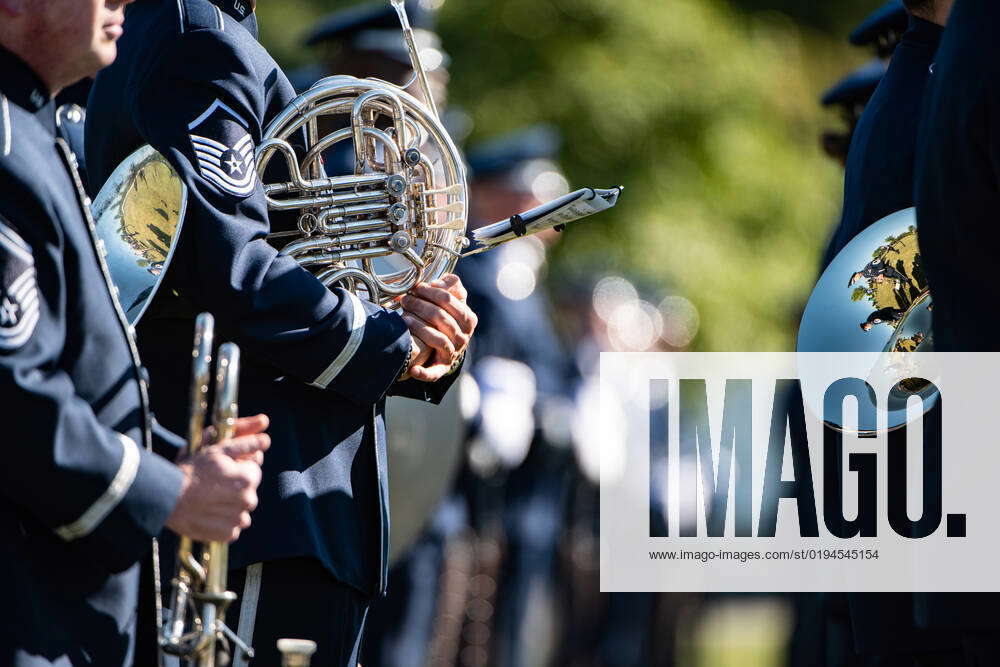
(177, 0, 226, 34)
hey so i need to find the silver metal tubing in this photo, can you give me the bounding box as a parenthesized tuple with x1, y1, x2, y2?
(352, 91, 406, 168)
(318, 215, 391, 235)
(266, 188, 390, 212)
(263, 173, 387, 196)
(296, 246, 393, 267)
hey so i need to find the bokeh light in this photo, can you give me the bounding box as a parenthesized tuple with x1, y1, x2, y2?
(659, 295, 701, 347)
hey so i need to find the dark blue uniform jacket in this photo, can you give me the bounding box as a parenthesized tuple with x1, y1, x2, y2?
(0, 47, 184, 666)
(86, 0, 456, 597)
(822, 16, 942, 269)
(913, 0, 1000, 635)
(916, 0, 1000, 354)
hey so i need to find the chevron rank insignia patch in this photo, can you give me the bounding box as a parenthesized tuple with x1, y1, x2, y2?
(188, 99, 257, 198)
(0, 218, 38, 351)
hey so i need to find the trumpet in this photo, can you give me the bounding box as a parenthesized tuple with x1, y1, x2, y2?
(160, 312, 252, 665)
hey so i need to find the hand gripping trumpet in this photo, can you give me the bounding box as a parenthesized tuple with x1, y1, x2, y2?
(160, 313, 252, 665)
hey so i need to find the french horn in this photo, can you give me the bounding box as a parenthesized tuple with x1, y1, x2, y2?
(797, 207, 938, 433)
(257, 0, 467, 304)
(90, 0, 614, 569)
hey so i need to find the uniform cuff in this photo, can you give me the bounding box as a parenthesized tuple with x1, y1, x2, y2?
(67, 435, 185, 572)
(152, 418, 187, 462)
(391, 355, 465, 404)
(310, 293, 412, 406)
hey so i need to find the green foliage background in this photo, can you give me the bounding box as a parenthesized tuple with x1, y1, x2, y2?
(256, 0, 881, 351)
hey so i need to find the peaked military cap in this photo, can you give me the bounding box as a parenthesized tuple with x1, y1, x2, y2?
(849, 1, 909, 56)
(305, 0, 432, 45)
(821, 60, 886, 108)
(466, 124, 562, 180)
(303, 1, 447, 69)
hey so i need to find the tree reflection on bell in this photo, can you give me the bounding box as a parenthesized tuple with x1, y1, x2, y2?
(797, 208, 938, 433)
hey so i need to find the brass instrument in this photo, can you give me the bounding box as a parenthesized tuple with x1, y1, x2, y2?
(797, 207, 938, 433)
(257, 0, 467, 305)
(160, 312, 252, 665)
(92, 0, 620, 320)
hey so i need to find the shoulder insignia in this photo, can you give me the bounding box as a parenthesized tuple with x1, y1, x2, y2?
(188, 99, 257, 198)
(0, 219, 38, 350)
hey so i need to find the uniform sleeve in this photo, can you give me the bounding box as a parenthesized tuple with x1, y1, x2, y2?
(152, 416, 187, 462)
(0, 190, 183, 573)
(133, 29, 409, 407)
(390, 356, 465, 404)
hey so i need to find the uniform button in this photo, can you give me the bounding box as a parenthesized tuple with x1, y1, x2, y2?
(83, 197, 92, 208)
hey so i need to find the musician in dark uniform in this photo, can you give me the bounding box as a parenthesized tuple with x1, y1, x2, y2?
(820, 61, 885, 166)
(914, 0, 1000, 663)
(860, 306, 905, 331)
(85, 1, 477, 665)
(790, 3, 959, 666)
(850, 0, 910, 59)
(288, 5, 467, 667)
(821, 0, 946, 270)
(456, 126, 578, 667)
(849, 258, 913, 289)
(297, 0, 449, 103)
(0, 2, 268, 665)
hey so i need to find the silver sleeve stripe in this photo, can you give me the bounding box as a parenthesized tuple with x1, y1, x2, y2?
(191, 140, 225, 157)
(188, 99, 250, 131)
(199, 170, 256, 196)
(191, 133, 254, 157)
(0, 309, 39, 349)
(176, 0, 185, 33)
(311, 291, 368, 389)
(192, 148, 255, 181)
(9, 267, 36, 297)
(214, 4, 225, 29)
(0, 224, 33, 264)
(196, 159, 256, 188)
(1, 95, 10, 157)
(233, 135, 253, 152)
(55, 433, 141, 542)
(236, 563, 263, 662)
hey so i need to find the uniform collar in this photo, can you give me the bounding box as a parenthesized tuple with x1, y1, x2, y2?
(210, 1, 259, 40)
(902, 15, 944, 48)
(0, 44, 56, 133)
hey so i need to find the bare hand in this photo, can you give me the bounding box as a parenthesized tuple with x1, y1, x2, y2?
(166, 414, 270, 543)
(400, 274, 477, 382)
(203, 414, 270, 466)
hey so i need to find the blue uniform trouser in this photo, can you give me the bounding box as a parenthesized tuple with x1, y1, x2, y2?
(225, 557, 369, 667)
